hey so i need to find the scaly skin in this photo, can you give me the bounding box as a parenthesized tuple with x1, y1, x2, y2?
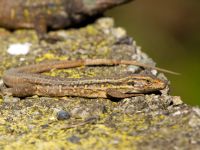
(2, 59, 167, 98)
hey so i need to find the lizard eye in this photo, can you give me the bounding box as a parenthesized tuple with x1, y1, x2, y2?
(146, 79, 150, 83)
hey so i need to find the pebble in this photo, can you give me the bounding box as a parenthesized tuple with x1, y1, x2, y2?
(57, 110, 71, 120)
(7, 43, 31, 55)
(67, 135, 80, 143)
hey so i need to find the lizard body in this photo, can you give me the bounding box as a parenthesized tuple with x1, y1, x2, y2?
(2, 59, 168, 98)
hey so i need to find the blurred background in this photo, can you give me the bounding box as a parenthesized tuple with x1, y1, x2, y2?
(107, 0, 200, 106)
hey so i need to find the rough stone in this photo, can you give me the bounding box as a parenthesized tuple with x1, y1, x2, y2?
(0, 17, 199, 150)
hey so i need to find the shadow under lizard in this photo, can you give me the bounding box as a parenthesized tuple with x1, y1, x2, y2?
(2, 59, 177, 99)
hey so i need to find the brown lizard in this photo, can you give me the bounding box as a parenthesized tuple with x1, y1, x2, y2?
(2, 59, 176, 98)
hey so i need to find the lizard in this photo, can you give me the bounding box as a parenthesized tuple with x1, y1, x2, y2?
(1, 59, 178, 99)
(0, 0, 133, 39)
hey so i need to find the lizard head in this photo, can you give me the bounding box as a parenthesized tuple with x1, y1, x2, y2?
(123, 74, 167, 94)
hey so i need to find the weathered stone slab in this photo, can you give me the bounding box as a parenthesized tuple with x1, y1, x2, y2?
(0, 18, 199, 150)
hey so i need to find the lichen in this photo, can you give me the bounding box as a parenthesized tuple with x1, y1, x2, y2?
(0, 18, 200, 149)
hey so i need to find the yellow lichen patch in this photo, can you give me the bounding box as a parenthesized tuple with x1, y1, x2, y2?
(0, 98, 3, 104)
(43, 68, 84, 78)
(150, 114, 166, 126)
(23, 9, 30, 21)
(171, 125, 180, 129)
(36, 53, 69, 62)
(86, 25, 98, 35)
(85, 70, 97, 78)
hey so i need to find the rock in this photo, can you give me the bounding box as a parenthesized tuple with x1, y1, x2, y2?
(0, 17, 199, 149)
(67, 135, 81, 143)
(57, 110, 71, 120)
